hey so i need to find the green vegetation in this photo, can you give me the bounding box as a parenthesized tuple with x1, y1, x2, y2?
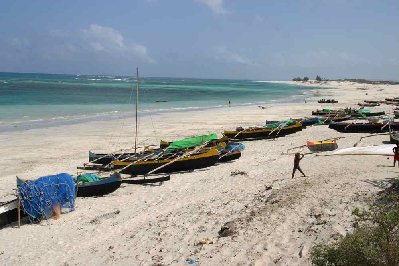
(311, 181, 399, 266)
(292, 76, 316, 82)
(315, 75, 322, 82)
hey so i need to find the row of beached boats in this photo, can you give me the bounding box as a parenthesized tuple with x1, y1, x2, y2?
(2, 72, 397, 227)
(314, 100, 399, 147)
(2, 120, 313, 227)
(1, 112, 345, 227)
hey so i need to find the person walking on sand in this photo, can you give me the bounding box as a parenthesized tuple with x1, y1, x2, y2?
(393, 144, 399, 167)
(292, 153, 306, 178)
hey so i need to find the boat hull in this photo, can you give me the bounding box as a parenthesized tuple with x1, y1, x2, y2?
(76, 173, 122, 197)
(329, 122, 399, 133)
(223, 122, 302, 140)
(307, 141, 338, 152)
(113, 149, 220, 175)
(0, 200, 19, 228)
(351, 111, 385, 117)
(299, 117, 321, 127)
(219, 150, 241, 162)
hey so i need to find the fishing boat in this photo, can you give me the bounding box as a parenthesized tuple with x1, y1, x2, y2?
(322, 114, 352, 124)
(351, 109, 385, 117)
(318, 99, 338, 103)
(223, 121, 302, 140)
(0, 198, 19, 227)
(329, 121, 399, 133)
(307, 140, 338, 152)
(295, 117, 322, 127)
(358, 102, 380, 107)
(74, 173, 122, 197)
(112, 147, 220, 175)
(268, 117, 322, 128)
(160, 134, 243, 163)
(311, 108, 349, 116)
(364, 100, 382, 104)
(385, 98, 399, 102)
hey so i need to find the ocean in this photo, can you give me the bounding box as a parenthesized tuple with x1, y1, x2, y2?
(0, 72, 314, 126)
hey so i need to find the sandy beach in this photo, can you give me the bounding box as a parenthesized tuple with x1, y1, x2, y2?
(1, 80, 398, 265)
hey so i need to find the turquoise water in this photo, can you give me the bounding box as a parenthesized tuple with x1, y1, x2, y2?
(0, 72, 313, 123)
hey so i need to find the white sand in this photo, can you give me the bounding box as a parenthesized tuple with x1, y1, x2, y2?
(0, 80, 398, 265)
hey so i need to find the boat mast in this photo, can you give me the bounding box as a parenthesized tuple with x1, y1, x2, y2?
(134, 67, 139, 153)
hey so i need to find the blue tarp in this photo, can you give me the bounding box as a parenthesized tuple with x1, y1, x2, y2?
(17, 173, 75, 221)
(226, 142, 245, 151)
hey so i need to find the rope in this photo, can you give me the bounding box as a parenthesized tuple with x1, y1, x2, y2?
(117, 142, 211, 176)
(353, 132, 390, 147)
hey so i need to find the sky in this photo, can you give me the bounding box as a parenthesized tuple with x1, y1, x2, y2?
(0, 0, 398, 80)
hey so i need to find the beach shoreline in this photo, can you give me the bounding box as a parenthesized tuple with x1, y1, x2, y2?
(1, 80, 399, 265)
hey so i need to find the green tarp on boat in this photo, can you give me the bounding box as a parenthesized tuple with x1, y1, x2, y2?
(167, 133, 218, 150)
(266, 119, 296, 129)
(74, 173, 100, 183)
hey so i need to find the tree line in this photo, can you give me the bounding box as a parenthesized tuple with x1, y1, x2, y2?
(292, 75, 323, 82)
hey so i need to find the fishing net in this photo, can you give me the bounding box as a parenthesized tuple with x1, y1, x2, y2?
(17, 173, 75, 222)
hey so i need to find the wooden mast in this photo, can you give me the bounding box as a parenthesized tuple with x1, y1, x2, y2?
(134, 67, 139, 153)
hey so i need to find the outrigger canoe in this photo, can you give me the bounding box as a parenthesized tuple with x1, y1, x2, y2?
(160, 134, 244, 163)
(223, 121, 302, 140)
(329, 122, 399, 133)
(74, 173, 122, 197)
(351, 110, 385, 117)
(112, 148, 220, 176)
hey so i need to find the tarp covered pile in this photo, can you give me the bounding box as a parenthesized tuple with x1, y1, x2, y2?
(17, 173, 75, 221)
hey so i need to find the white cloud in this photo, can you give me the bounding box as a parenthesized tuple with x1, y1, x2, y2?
(214, 46, 256, 66)
(82, 24, 156, 63)
(84, 24, 124, 48)
(197, 0, 227, 14)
